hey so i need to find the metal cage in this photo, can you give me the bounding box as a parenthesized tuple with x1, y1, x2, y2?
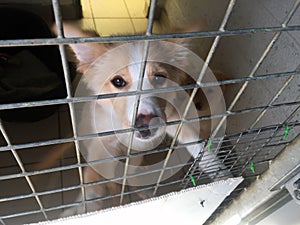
(0, 0, 300, 224)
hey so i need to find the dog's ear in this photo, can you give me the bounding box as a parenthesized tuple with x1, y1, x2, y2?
(52, 22, 109, 73)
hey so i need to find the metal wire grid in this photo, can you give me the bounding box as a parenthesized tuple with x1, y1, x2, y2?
(182, 119, 300, 187)
(0, 0, 299, 224)
(202, 104, 300, 224)
(203, 130, 300, 225)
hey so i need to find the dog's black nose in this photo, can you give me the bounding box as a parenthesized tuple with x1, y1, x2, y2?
(135, 114, 159, 139)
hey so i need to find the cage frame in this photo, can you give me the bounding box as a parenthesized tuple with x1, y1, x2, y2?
(0, 0, 300, 224)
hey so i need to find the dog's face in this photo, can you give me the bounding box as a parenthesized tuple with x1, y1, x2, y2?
(99, 60, 172, 144)
(83, 41, 192, 150)
(63, 23, 225, 151)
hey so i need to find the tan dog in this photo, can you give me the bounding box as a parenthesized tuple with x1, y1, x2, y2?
(44, 23, 230, 215)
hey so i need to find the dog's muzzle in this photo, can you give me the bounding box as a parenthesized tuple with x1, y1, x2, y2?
(134, 113, 162, 139)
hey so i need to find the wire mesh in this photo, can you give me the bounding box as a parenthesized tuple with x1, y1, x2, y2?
(0, 0, 300, 224)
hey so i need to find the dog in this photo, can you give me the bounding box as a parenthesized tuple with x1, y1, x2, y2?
(46, 23, 230, 215)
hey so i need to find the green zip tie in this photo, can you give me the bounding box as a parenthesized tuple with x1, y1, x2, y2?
(283, 124, 290, 140)
(250, 161, 255, 174)
(189, 175, 196, 187)
(207, 138, 212, 152)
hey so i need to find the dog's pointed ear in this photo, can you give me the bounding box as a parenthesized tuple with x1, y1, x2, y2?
(52, 23, 109, 73)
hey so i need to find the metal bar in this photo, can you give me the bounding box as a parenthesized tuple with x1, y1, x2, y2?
(238, 129, 281, 176)
(0, 209, 43, 220)
(238, 106, 300, 176)
(237, 91, 300, 177)
(212, 0, 300, 137)
(0, 0, 298, 222)
(0, 173, 192, 221)
(182, 118, 298, 188)
(118, 42, 149, 204)
(219, 132, 244, 165)
(152, 0, 237, 196)
(199, 0, 300, 185)
(230, 128, 263, 173)
(192, 132, 244, 186)
(0, 160, 194, 206)
(146, 0, 157, 35)
(0, 127, 293, 182)
(0, 123, 48, 220)
(0, 70, 299, 111)
(210, 133, 300, 225)
(264, 105, 300, 158)
(51, 0, 86, 213)
(180, 150, 205, 188)
(0, 26, 300, 47)
(249, 76, 295, 129)
(0, 121, 295, 220)
(1, 100, 299, 154)
(119, 0, 157, 204)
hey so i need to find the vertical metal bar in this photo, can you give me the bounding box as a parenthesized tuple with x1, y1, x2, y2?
(119, 43, 150, 204)
(152, 0, 237, 196)
(229, 129, 263, 173)
(119, 0, 157, 204)
(243, 105, 300, 175)
(180, 147, 205, 188)
(249, 76, 295, 129)
(51, 0, 86, 212)
(238, 126, 280, 176)
(198, 0, 300, 182)
(186, 132, 244, 188)
(265, 108, 300, 158)
(219, 132, 244, 166)
(210, 0, 300, 140)
(146, 0, 157, 36)
(0, 122, 48, 220)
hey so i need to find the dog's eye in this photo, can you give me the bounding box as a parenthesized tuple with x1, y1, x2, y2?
(111, 76, 127, 88)
(152, 73, 166, 86)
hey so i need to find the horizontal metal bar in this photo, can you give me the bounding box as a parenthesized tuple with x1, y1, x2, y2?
(0, 101, 299, 154)
(225, 122, 299, 139)
(0, 142, 193, 181)
(0, 116, 48, 220)
(0, 70, 298, 111)
(216, 71, 299, 86)
(210, 135, 300, 225)
(0, 26, 300, 47)
(0, 160, 193, 205)
(0, 209, 43, 220)
(0, 175, 191, 220)
(0, 121, 297, 183)
(0, 135, 294, 219)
